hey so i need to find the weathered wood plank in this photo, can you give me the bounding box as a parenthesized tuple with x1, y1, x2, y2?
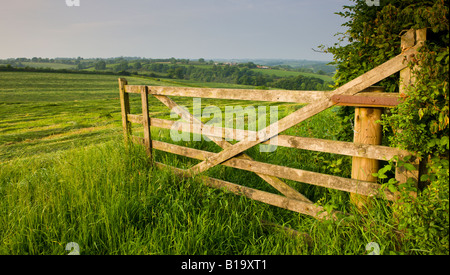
(149, 117, 412, 161)
(188, 45, 421, 176)
(400, 29, 415, 97)
(147, 86, 327, 103)
(350, 107, 383, 209)
(275, 135, 411, 161)
(128, 114, 144, 124)
(128, 85, 389, 103)
(141, 86, 153, 159)
(356, 92, 399, 97)
(124, 85, 142, 94)
(332, 94, 401, 108)
(119, 78, 131, 141)
(150, 118, 179, 130)
(150, 118, 249, 141)
(152, 140, 395, 200)
(154, 162, 335, 220)
(153, 140, 210, 161)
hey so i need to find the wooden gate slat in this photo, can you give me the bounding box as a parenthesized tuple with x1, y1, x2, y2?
(147, 86, 327, 103)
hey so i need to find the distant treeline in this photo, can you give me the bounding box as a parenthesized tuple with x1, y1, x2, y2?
(0, 64, 131, 76)
(142, 63, 333, 90)
(1, 58, 334, 91)
(0, 57, 335, 73)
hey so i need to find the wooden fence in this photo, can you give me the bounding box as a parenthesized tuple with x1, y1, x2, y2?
(118, 29, 425, 220)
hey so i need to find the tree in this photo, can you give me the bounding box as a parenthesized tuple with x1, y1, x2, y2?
(134, 61, 142, 70)
(115, 60, 129, 72)
(174, 67, 184, 79)
(94, 60, 106, 70)
(317, 70, 326, 75)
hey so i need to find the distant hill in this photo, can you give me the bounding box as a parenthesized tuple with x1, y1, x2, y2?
(214, 58, 336, 74)
(1, 56, 335, 91)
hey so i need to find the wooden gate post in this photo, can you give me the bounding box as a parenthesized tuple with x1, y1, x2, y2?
(119, 78, 131, 142)
(395, 29, 427, 190)
(350, 107, 383, 210)
(140, 86, 153, 163)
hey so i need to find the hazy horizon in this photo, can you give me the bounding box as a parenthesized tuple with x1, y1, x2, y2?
(0, 0, 352, 61)
(0, 56, 335, 63)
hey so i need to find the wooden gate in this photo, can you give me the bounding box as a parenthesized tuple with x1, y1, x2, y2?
(118, 29, 424, 220)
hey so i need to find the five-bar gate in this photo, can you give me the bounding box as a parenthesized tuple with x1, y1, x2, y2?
(118, 29, 424, 220)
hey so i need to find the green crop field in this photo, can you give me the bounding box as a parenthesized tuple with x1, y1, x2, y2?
(0, 71, 436, 255)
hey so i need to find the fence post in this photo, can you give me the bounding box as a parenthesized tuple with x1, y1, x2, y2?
(141, 86, 153, 163)
(395, 28, 427, 191)
(350, 107, 383, 210)
(119, 78, 131, 142)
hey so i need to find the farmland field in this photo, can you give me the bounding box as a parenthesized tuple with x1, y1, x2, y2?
(0, 71, 432, 255)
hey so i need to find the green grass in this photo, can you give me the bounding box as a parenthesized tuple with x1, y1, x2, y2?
(0, 134, 399, 255)
(0, 71, 436, 255)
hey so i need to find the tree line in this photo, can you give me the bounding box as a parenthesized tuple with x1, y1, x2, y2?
(1, 57, 333, 91)
(139, 63, 332, 90)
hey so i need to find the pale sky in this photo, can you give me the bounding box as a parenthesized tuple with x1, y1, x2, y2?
(0, 0, 352, 61)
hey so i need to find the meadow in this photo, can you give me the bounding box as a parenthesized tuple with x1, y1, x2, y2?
(0, 71, 432, 255)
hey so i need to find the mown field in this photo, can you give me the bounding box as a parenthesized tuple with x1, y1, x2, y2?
(0, 71, 427, 255)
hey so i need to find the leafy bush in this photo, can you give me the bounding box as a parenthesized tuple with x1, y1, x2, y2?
(393, 157, 449, 254)
(323, 0, 449, 254)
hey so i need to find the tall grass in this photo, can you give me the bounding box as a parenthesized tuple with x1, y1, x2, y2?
(0, 137, 310, 255)
(0, 132, 415, 255)
(1, 71, 440, 255)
